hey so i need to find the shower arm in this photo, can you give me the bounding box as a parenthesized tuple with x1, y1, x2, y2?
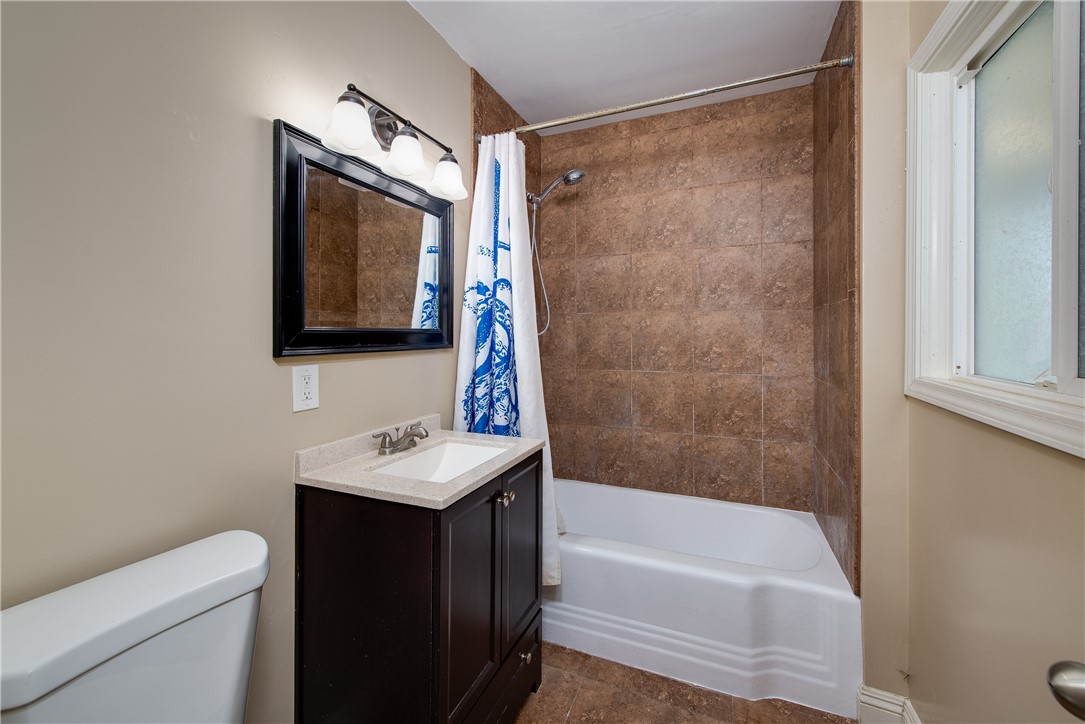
(475, 55, 853, 141)
(529, 176, 566, 206)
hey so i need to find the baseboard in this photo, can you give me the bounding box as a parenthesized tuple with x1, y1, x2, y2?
(858, 684, 921, 723)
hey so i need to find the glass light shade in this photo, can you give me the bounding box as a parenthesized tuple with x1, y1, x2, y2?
(321, 131, 354, 155)
(407, 164, 435, 186)
(383, 127, 424, 176)
(360, 149, 389, 168)
(431, 153, 468, 200)
(325, 96, 380, 155)
(379, 156, 430, 184)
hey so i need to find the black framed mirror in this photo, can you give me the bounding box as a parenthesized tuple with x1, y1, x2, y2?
(274, 120, 453, 357)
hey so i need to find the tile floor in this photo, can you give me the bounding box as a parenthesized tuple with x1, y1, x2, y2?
(515, 644, 855, 724)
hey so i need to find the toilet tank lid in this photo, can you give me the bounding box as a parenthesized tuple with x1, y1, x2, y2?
(1, 530, 269, 710)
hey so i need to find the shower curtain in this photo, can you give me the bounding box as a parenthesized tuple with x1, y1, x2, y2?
(410, 213, 440, 329)
(454, 132, 560, 585)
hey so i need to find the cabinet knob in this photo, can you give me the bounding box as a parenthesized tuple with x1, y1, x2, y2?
(496, 491, 517, 507)
(520, 651, 533, 665)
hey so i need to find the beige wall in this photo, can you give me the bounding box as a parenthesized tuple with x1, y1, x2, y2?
(0, 3, 470, 722)
(908, 1, 947, 57)
(907, 403, 1084, 723)
(861, 1, 1085, 721)
(859, 0, 913, 696)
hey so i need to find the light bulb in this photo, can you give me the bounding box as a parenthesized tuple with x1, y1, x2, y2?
(431, 153, 468, 200)
(384, 126, 424, 176)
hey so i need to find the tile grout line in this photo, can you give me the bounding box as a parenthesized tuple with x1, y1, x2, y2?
(759, 170, 767, 507)
(689, 221, 699, 497)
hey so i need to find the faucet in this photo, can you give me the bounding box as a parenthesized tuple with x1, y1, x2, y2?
(373, 422, 429, 456)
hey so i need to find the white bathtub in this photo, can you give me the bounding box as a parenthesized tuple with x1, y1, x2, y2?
(542, 479, 861, 719)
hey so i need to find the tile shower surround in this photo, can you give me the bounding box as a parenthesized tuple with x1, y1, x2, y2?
(812, 0, 860, 594)
(471, 15, 860, 595)
(536, 85, 817, 514)
(471, 69, 542, 201)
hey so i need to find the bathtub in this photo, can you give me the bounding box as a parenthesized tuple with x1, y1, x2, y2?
(542, 479, 861, 719)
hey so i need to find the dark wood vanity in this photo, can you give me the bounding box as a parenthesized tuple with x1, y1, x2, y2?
(295, 449, 543, 723)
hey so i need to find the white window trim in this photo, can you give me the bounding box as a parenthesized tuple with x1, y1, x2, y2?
(1052, 0, 1084, 399)
(906, 0, 1085, 458)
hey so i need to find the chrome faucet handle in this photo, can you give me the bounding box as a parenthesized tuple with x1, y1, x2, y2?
(372, 431, 394, 449)
(405, 421, 429, 437)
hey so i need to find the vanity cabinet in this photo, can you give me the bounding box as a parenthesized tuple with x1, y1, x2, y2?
(295, 450, 542, 724)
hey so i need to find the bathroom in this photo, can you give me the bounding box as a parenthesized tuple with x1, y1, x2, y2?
(2, 2, 1083, 723)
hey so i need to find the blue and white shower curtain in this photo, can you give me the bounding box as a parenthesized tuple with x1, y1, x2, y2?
(411, 213, 440, 329)
(454, 132, 561, 585)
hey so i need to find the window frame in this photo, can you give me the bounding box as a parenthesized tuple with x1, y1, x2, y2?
(906, 0, 1085, 458)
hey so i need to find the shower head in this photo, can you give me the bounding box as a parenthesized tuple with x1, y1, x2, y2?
(529, 168, 586, 206)
(563, 169, 585, 186)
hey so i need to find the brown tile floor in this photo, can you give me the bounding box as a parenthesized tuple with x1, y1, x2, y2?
(515, 643, 855, 724)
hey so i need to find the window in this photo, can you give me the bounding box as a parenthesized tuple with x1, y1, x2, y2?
(973, 2, 1053, 386)
(907, 0, 1085, 457)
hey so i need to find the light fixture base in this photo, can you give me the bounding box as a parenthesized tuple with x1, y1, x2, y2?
(369, 106, 398, 152)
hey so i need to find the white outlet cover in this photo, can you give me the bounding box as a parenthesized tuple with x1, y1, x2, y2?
(292, 365, 319, 412)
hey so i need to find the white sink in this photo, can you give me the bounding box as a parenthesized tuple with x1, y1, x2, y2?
(375, 442, 508, 483)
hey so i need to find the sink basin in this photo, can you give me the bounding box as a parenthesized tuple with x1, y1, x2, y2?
(375, 442, 508, 483)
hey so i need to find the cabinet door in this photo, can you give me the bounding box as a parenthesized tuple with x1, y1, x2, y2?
(440, 477, 502, 724)
(500, 455, 541, 658)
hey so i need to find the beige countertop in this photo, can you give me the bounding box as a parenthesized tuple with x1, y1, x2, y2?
(294, 413, 544, 510)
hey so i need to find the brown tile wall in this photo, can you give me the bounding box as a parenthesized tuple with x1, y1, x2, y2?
(471, 68, 541, 202)
(812, 1, 860, 594)
(355, 187, 425, 328)
(536, 85, 816, 511)
(305, 167, 358, 326)
(304, 166, 424, 328)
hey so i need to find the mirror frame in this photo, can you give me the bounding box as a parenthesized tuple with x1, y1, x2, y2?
(273, 120, 454, 357)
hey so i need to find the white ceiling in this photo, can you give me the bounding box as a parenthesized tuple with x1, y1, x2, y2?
(410, 1, 842, 135)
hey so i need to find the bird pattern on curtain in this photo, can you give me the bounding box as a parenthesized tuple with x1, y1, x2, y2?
(455, 132, 561, 585)
(460, 159, 520, 435)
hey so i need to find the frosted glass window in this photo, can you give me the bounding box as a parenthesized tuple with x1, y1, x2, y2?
(974, 1, 1054, 384)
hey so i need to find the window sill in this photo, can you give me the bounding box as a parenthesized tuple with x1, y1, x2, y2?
(905, 376, 1085, 458)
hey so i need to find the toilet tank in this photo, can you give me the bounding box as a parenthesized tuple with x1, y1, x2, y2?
(1, 530, 270, 723)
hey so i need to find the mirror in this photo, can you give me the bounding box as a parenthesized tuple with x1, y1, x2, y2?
(274, 120, 453, 357)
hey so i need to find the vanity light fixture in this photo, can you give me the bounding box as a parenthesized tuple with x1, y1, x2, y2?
(322, 83, 467, 201)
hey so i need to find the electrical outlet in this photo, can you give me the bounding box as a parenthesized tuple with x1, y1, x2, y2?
(292, 365, 319, 412)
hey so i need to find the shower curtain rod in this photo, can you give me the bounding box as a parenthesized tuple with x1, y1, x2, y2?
(478, 55, 853, 140)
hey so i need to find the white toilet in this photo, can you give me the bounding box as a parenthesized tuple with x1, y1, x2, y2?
(1, 530, 269, 723)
